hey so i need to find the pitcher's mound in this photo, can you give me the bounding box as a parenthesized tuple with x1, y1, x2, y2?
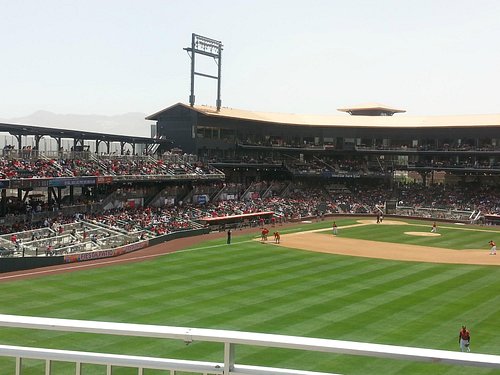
(405, 231, 441, 237)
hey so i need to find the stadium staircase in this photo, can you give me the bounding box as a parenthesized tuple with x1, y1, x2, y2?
(280, 181, 293, 197)
(470, 210, 482, 223)
(152, 155, 176, 176)
(261, 182, 274, 198)
(143, 185, 167, 207)
(39, 153, 74, 177)
(313, 155, 336, 173)
(99, 189, 119, 210)
(240, 182, 257, 200)
(89, 153, 115, 176)
(210, 185, 226, 202)
(180, 187, 195, 205)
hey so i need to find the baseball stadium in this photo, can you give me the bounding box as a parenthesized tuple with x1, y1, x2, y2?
(1, 34, 500, 374)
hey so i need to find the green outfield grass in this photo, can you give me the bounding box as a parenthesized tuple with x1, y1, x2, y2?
(329, 219, 500, 250)
(1, 219, 500, 374)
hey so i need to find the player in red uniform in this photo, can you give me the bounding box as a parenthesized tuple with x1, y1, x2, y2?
(459, 325, 471, 352)
(261, 228, 269, 241)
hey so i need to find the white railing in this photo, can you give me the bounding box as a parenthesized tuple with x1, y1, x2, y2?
(1, 314, 500, 374)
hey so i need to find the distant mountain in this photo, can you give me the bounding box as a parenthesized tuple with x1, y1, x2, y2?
(0, 111, 153, 137)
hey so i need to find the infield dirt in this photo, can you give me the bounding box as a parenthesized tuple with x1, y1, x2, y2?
(274, 220, 500, 266)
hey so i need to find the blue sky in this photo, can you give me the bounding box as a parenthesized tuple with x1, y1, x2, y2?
(1, 0, 499, 119)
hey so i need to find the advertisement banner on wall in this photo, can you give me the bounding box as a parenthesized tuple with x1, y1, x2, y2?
(10, 179, 50, 189)
(49, 177, 96, 187)
(96, 176, 113, 184)
(196, 194, 208, 204)
(64, 240, 149, 263)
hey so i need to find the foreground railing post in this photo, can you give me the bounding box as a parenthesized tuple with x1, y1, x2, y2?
(15, 356, 21, 375)
(107, 364, 112, 374)
(75, 361, 81, 375)
(45, 359, 52, 375)
(223, 342, 235, 375)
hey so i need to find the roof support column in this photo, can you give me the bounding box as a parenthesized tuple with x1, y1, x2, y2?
(13, 134, 22, 152)
(34, 135, 44, 157)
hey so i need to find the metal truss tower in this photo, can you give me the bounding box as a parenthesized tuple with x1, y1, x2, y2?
(184, 33, 223, 111)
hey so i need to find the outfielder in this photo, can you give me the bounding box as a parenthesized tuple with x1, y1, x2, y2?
(459, 325, 471, 352)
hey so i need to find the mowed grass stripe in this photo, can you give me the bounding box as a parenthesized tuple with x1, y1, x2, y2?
(341, 267, 491, 344)
(227, 262, 500, 373)
(161, 253, 377, 328)
(256, 261, 475, 341)
(183, 261, 389, 330)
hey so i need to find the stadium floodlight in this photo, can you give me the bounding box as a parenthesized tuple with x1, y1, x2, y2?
(184, 33, 223, 111)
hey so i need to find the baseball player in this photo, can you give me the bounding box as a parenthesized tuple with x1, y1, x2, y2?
(489, 240, 497, 255)
(273, 231, 280, 244)
(332, 221, 338, 235)
(431, 222, 437, 233)
(261, 228, 269, 242)
(459, 325, 471, 352)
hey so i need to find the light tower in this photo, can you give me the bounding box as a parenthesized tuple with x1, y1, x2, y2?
(184, 33, 223, 111)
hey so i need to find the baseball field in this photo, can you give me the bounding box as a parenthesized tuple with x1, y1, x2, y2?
(1, 217, 500, 374)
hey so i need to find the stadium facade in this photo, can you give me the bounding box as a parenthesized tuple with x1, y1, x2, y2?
(147, 102, 500, 185)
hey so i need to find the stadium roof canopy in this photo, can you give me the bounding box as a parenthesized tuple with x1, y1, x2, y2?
(0, 122, 164, 144)
(147, 103, 500, 128)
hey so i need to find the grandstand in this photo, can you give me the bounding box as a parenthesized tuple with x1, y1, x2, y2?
(2, 101, 500, 270)
(147, 102, 500, 186)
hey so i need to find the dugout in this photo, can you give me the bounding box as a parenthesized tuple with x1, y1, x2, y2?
(197, 211, 275, 230)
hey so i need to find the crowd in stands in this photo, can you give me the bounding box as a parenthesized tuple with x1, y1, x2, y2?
(87, 206, 196, 236)
(3, 149, 500, 182)
(4, 151, 500, 258)
(396, 184, 500, 213)
(3, 181, 499, 235)
(0, 154, 221, 180)
(0, 158, 66, 179)
(3, 181, 500, 258)
(237, 137, 500, 153)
